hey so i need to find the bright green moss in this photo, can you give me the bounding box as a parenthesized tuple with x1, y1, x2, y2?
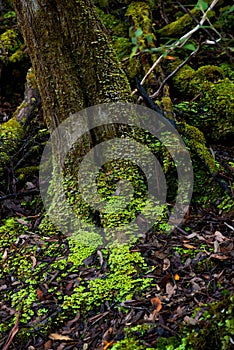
(220, 63, 234, 80)
(0, 217, 27, 250)
(182, 123, 217, 173)
(38, 217, 62, 236)
(0, 116, 23, 149)
(181, 294, 234, 350)
(113, 36, 132, 59)
(96, 8, 128, 37)
(172, 63, 234, 141)
(67, 234, 102, 267)
(0, 218, 38, 279)
(62, 243, 153, 315)
(0, 117, 24, 182)
(0, 28, 25, 63)
(192, 65, 224, 84)
(171, 63, 196, 98)
(0, 28, 18, 51)
(126, 2, 151, 29)
(158, 8, 200, 37)
(197, 79, 234, 141)
(15, 165, 39, 181)
(111, 324, 155, 349)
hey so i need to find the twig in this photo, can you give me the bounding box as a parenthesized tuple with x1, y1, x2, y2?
(224, 222, 234, 231)
(176, 1, 222, 48)
(0, 190, 40, 201)
(158, 0, 169, 24)
(150, 43, 202, 98)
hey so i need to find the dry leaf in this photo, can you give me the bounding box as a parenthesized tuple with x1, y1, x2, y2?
(26, 181, 36, 189)
(102, 327, 113, 342)
(183, 243, 196, 249)
(147, 309, 160, 321)
(30, 256, 37, 270)
(165, 55, 177, 60)
(214, 240, 220, 253)
(187, 233, 204, 240)
(16, 218, 29, 226)
(184, 315, 197, 325)
(36, 288, 44, 300)
(49, 333, 73, 341)
(44, 340, 53, 350)
(2, 311, 20, 350)
(163, 258, 170, 271)
(166, 282, 176, 298)
(150, 297, 162, 312)
(2, 249, 8, 261)
(103, 340, 114, 350)
(214, 231, 229, 242)
(210, 253, 229, 260)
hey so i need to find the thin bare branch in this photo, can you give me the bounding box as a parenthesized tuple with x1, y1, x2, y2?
(150, 43, 202, 98)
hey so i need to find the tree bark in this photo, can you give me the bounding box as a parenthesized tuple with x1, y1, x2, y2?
(13, 0, 131, 130)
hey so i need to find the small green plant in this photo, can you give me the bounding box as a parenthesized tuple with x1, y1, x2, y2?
(62, 243, 153, 316)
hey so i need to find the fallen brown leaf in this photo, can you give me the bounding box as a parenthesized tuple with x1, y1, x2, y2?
(49, 333, 73, 341)
(2, 249, 8, 261)
(150, 297, 162, 312)
(210, 253, 229, 260)
(44, 340, 53, 350)
(2, 311, 20, 350)
(166, 282, 176, 298)
(214, 231, 229, 242)
(183, 243, 196, 249)
(163, 258, 170, 271)
(30, 256, 37, 270)
(184, 315, 197, 325)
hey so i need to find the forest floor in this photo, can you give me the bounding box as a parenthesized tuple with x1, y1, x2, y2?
(0, 92, 233, 349)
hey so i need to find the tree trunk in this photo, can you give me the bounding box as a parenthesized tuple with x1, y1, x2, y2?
(13, 0, 134, 240)
(13, 0, 131, 130)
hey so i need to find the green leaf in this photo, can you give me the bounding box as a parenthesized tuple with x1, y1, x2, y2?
(134, 28, 143, 38)
(130, 45, 138, 59)
(224, 5, 234, 14)
(196, 0, 208, 11)
(131, 36, 137, 45)
(146, 34, 153, 44)
(3, 11, 16, 19)
(184, 43, 196, 51)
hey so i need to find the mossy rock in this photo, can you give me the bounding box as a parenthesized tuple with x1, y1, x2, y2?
(172, 63, 234, 141)
(158, 8, 200, 37)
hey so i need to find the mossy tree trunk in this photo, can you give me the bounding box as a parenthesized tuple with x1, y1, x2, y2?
(13, 0, 131, 130)
(13, 0, 134, 235)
